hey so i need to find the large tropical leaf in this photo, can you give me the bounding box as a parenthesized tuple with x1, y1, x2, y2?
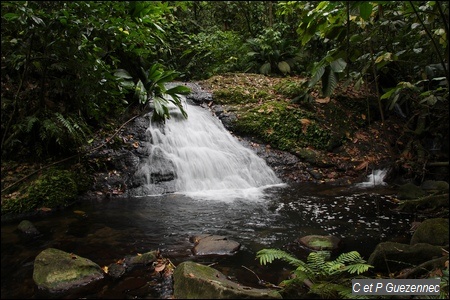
(321, 67, 338, 97)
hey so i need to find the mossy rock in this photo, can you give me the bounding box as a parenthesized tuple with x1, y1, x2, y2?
(397, 182, 427, 200)
(411, 218, 449, 246)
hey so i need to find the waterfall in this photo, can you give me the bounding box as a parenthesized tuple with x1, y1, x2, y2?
(137, 100, 283, 200)
(355, 169, 388, 188)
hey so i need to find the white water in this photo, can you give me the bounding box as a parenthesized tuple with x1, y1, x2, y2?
(355, 169, 388, 188)
(142, 101, 284, 200)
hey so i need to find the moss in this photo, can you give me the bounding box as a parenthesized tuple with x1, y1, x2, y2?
(213, 88, 270, 105)
(233, 100, 331, 152)
(274, 78, 308, 98)
(2, 167, 79, 215)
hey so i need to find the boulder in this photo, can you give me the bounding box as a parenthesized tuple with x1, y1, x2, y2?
(173, 261, 282, 299)
(397, 183, 427, 200)
(191, 234, 240, 256)
(18, 220, 40, 235)
(297, 235, 341, 251)
(33, 248, 104, 292)
(410, 218, 449, 246)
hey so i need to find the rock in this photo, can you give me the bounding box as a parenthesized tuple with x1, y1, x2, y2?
(17, 220, 40, 235)
(173, 261, 282, 299)
(397, 183, 427, 200)
(420, 180, 449, 191)
(410, 218, 449, 246)
(33, 248, 104, 292)
(191, 234, 241, 256)
(368, 242, 445, 273)
(298, 235, 341, 251)
(124, 250, 158, 266)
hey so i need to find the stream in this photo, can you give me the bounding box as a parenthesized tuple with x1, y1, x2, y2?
(1, 182, 413, 299)
(1, 99, 415, 298)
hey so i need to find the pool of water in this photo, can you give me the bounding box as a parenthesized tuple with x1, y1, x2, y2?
(1, 182, 413, 299)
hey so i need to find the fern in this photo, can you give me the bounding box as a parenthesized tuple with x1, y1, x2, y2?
(256, 248, 374, 299)
(256, 248, 304, 267)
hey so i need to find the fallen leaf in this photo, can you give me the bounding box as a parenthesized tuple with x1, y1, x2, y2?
(154, 263, 166, 272)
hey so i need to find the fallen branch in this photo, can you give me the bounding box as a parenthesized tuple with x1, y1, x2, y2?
(1, 115, 139, 194)
(395, 255, 449, 279)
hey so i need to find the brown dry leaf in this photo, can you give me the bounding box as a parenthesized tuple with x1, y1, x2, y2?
(116, 258, 125, 264)
(102, 266, 109, 273)
(188, 273, 195, 278)
(38, 207, 52, 212)
(355, 161, 369, 171)
(154, 263, 166, 272)
(315, 97, 330, 103)
(133, 141, 139, 148)
(355, 132, 366, 140)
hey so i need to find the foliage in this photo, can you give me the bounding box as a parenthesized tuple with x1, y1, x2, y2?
(1, 1, 187, 158)
(244, 24, 302, 75)
(257, 249, 373, 299)
(115, 64, 190, 122)
(179, 28, 249, 80)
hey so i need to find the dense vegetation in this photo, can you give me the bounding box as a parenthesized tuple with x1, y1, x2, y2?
(1, 1, 449, 298)
(2, 1, 447, 168)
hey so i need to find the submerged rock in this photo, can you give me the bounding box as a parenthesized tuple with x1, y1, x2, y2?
(191, 234, 241, 256)
(297, 235, 341, 251)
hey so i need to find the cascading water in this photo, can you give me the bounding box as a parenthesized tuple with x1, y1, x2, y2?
(136, 99, 284, 200)
(355, 169, 388, 187)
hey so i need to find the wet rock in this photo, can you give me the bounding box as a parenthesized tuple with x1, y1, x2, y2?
(410, 218, 449, 246)
(173, 261, 282, 299)
(297, 235, 341, 251)
(124, 250, 158, 267)
(17, 220, 40, 235)
(33, 248, 104, 292)
(107, 263, 126, 279)
(420, 180, 449, 192)
(191, 234, 241, 256)
(367, 242, 445, 273)
(397, 182, 427, 200)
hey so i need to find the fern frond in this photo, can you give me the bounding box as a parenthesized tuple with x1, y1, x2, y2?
(343, 263, 373, 275)
(309, 282, 342, 299)
(334, 251, 365, 265)
(307, 251, 328, 274)
(25, 116, 39, 133)
(56, 113, 75, 135)
(256, 248, 303, 267)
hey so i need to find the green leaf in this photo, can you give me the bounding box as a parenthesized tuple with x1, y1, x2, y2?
(330, 58, 347, 73)
(359, 2, 373, 21)
(2, 13, 19, 21)
(166, 85, 191, 95)
(321, 67, 337, 97)
(309, 65, 325, 88)
(260, 62, 271, 75)
(114, 69, 133, 80)
(135, 80, 148, 104)
(278, 61, 291, 74)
